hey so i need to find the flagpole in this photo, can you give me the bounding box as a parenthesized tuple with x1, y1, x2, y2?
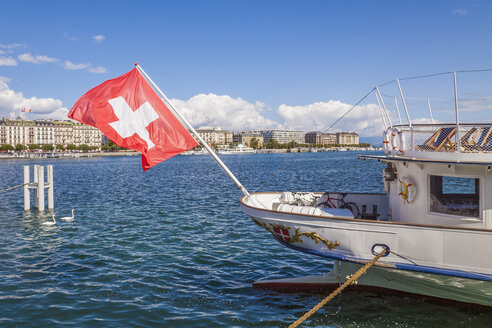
(135, 64, 250, 197)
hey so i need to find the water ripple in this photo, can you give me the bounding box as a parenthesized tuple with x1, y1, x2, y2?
(1, 152, 491, 327)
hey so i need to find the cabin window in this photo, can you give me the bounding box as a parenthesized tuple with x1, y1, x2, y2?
(429, 175, 480, 218)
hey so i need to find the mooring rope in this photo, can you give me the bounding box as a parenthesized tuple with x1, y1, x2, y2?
(0, 183, 28, 193)
(288, 248, 388, 328)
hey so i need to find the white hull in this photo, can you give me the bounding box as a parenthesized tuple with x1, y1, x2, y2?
(241, 192, 492, 307)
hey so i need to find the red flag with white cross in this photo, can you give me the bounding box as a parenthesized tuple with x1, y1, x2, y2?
(68, 67, 198, 171)
(272, 227, 290, 242)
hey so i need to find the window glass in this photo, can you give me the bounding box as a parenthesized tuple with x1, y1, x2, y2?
(430, 175, 479, 218)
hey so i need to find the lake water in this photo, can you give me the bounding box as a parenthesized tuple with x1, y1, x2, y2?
(1, 151, 491, 327)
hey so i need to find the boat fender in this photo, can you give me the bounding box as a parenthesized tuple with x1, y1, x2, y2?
(382, 129, 392, 154)
(398, 176, 416, 204)
(391, 127, 406, 155)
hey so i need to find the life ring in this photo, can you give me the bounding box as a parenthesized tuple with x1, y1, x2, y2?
(391, 127, 406, 155)
(398, 176, 416, 204)
(382, 129, 392, 154)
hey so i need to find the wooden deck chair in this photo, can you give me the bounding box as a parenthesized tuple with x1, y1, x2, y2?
(461, 127, 478, 150)
(478, 127, 492, 149)
(425, 127, 456, 151)
(462, 127, 492, 150)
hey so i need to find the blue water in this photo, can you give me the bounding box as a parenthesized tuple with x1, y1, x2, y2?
(0, 152, 491, 327)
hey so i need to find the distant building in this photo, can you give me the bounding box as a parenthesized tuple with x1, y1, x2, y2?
(233, 131, 264, 147)
(260, 129, 305, 144)
(195, 127, 233, 146)
(0, 117, 103, 149)
(336, 132, 359, 145)
(305, 131, 337, 145)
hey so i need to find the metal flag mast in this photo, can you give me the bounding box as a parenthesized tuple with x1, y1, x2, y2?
(135, 64, 250, 197)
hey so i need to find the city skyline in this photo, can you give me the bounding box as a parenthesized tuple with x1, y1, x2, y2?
(1, 1, 491, 137)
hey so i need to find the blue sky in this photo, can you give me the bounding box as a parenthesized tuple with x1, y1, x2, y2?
(0, 0, 491, 137)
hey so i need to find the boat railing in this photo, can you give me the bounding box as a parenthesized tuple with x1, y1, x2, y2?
(386, 123, 492, 153)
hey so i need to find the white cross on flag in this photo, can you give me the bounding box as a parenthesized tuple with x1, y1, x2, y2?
(68, 67, 198, 171)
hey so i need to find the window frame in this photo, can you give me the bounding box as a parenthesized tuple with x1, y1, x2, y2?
(427, 174, 482, 221)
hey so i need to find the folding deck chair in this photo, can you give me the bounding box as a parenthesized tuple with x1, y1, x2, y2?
(421, 127, 456, 151)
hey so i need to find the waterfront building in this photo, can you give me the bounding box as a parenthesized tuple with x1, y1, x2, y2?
(195, 127, 233, 146)
(260, 129, 305, 144)
(0, 117, 103, 149)
(233, 131, 264, 148)
(336, 132, 359, 145)
(305, 131, 337, 145)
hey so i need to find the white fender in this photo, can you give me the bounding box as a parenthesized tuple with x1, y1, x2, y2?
(398, 176, 416, 204)
(391, 127, 406, 155)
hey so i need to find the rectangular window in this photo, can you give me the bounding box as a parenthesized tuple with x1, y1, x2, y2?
(430, 175, 480, 218)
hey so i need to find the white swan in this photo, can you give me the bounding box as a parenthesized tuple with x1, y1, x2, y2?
(60, 209, 75, 221)
(42, 213, 56, 226)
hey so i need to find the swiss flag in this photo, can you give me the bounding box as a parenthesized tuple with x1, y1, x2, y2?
(68, 67, 199, 171)
(272, 227, 290, 242)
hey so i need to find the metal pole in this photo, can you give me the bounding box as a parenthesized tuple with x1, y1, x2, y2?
(376, 86, 392, 128)
(47, 165, 54, 210)
(374, 91, 388, 129)
(38, 166, 45, 212)
(394, 97, 403, 125)
(427, 98, 434, 125)
(453, 71, 461, 151)
(135, 64, 250, 196)
(396, 79, 412, 127)
(24, 166, 30, 211)
(33, 165, 39, 209)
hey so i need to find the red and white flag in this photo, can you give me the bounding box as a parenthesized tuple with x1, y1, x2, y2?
(272, 227, 290, 242)
(68, 67, 199, 171)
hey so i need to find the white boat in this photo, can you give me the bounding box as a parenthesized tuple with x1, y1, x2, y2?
(241, 71, 492, 307)
(218, 143, 256, 154)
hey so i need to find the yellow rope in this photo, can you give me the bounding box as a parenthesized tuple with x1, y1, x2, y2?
(289, 248, 388, 328)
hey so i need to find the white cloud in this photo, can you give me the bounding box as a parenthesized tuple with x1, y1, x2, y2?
(64, 60, 91, 70)
(18, 53, 58, 64)
(0, 43, 26, 53)
(0, 56, 17, 66)
(0, 77, 68, 120)
(276, 100, 384, 136)
(171, 93, 279, 131)
(453, 9, 468, 15)
(93, 34, 106, 43)
(64, 60, 107, 74)
(88, 66, 107, 73)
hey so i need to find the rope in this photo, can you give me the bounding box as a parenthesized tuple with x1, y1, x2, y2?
(321, 88, 375, 134)
(288, 248, 388, 328)
(0, 183, 28, 193)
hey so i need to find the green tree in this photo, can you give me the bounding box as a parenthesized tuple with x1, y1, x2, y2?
(264, 139, 281, 149)
(56, 144, 65, 151)
(78, 144, 91, 152)
(15, 144, 26, 151)
(28, 144, 40, 150)
(250, 138, 259, 149)
(0, 144, 14, 151)
(42, 144, 54, 151)
(66, 144, 77, 151)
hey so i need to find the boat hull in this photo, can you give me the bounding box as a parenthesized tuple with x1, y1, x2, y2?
(241, 192, 492, 307)
(254, 260, 492, 307)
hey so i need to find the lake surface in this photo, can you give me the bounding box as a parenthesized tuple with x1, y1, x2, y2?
(1, 151, 491, 327)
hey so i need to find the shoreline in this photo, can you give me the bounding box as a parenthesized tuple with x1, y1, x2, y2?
(0, 147, 382, 160)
